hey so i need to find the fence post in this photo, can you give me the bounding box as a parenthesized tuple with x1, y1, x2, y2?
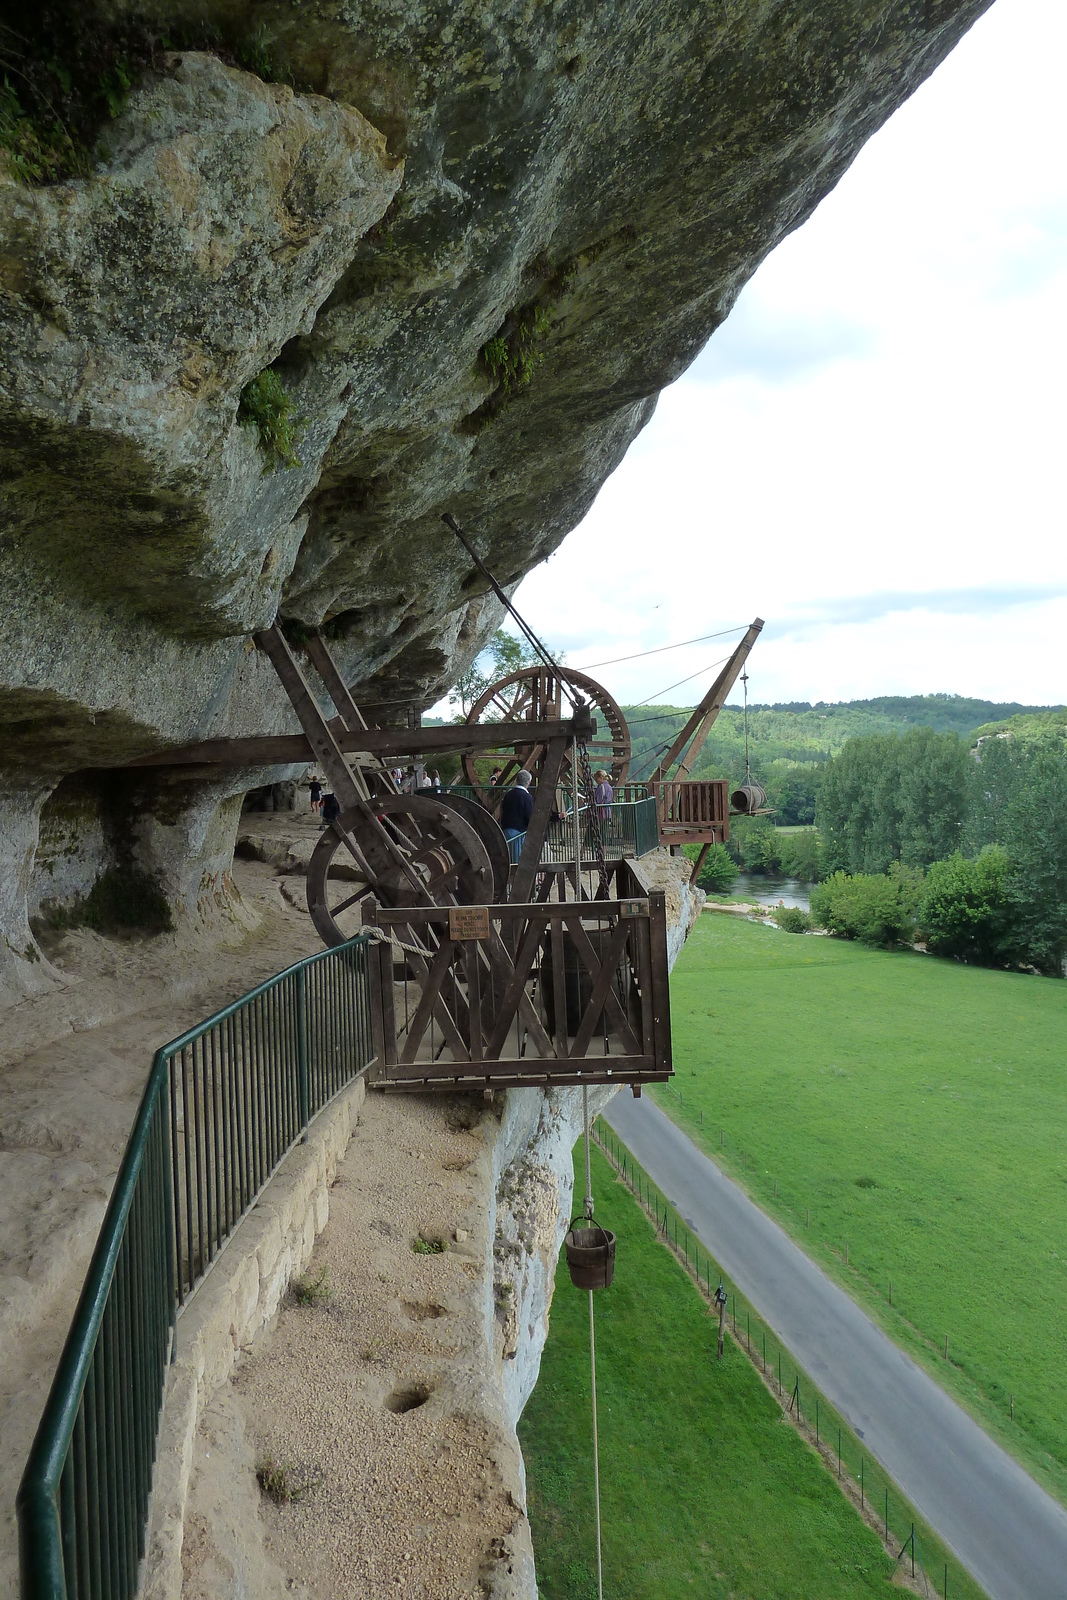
(296, 966, 310, 1140)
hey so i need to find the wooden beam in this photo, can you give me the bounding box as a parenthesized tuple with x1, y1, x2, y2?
(649, 618, 763, 784)
(124, 716, 594, 769)
(254, 625, 366, 809)
(510, 737, 568, 904)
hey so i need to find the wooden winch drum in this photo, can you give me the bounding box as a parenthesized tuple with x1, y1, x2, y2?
(730, 781, 767, 815)
(563, 1220, 616, 1290)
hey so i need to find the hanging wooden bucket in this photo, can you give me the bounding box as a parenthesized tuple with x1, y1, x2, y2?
(564, 1219, 616, 1289)
(730, 781, 767, 815)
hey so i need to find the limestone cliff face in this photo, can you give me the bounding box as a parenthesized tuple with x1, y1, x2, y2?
(0, 0, 990, 995)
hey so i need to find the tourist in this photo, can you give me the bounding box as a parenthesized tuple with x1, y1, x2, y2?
(428, 768, 442, 791)
(489, 766, 503, 787)
(499, 769, 534, 840)
(309, 777, 322, 815)
(593, 768, 613, 819)
(321, 791, 341, 829)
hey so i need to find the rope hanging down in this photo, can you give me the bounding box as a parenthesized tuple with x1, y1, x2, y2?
(582, 1086, 605, 1600)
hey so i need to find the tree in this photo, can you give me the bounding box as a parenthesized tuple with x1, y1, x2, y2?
(448, 629, 540, 717)
(809, 863, 922, 946)
(966, 732, 1067, 975)
(764, 766, 821, 826)
(816, 729, 967, 874)
(695, 843, 738, 894)
(919, 847, 1016, 966)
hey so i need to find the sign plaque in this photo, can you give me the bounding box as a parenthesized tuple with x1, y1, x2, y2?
(618, 899, 648, 919)
(449, 905, 491, 941)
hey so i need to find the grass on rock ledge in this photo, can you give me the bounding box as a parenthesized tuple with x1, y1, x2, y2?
(657, 915, 1067, 1506)
(519, 1145, 896, 1600)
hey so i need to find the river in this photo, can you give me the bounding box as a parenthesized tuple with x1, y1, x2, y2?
(731, 871, 812, 911)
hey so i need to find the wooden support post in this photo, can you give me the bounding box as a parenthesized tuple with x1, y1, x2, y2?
(511, 737, 569, 904)
(304, 632, 398, 795)
(254, 625, 365, 809)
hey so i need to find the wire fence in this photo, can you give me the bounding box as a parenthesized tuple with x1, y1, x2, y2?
(17, 936, 375, 1600)
(593, 1118, 988, 1600)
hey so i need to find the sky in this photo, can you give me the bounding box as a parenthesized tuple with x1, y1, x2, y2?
(500, 0, 1067, 712)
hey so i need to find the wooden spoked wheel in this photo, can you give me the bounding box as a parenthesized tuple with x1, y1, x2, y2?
(306, 796, 495, 949)
(460, 667, 631, 793)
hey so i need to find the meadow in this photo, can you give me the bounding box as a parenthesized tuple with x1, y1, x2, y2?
(655, 915, 1067, 1502)
(519, 1145, 899, 1600)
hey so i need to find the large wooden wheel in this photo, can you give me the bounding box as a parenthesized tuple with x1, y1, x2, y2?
(306, 795, 494, 948)
(460, 667, 630, 793)
(433, 791, 512, 900)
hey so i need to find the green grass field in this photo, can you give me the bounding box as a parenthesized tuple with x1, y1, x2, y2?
(519, 1145, 898, 1600)
(655, 915, 1067, 1502)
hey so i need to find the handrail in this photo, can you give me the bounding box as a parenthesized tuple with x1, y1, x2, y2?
(18, 935, 375, 1600)
(504, 799, 660, 867)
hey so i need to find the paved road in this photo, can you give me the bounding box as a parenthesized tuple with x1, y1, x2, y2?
(605, 1094, 1067, 1600)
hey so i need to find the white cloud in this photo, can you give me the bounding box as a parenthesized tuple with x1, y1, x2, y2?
(508, 0, 1067, 711)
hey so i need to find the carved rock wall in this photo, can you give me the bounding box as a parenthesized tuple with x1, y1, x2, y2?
(0, 1, 991, 994)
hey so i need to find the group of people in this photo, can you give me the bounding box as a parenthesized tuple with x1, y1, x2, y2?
(391, 765, 444, 793)
(499, 766, 614, 841)
(307, 778, 340, 828)
(306, 763, 614, 840)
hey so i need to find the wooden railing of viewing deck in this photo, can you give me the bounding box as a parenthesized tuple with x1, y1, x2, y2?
(652, 779, 730, 845)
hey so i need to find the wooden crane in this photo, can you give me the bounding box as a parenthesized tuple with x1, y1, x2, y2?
(646, 618, 764, 879)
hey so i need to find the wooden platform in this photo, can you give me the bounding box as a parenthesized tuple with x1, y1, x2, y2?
(652, 778, 729, 845)
(365, 888, 673, 1092)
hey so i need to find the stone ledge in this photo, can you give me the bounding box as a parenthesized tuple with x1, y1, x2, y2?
(139, 1076, 366, 1600)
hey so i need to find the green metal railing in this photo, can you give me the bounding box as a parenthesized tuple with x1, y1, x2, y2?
(17, 936, 374, 1600)
(506, 799, 660, 868)
(447, 781, 649, 804)
(537, 798, 660, 864)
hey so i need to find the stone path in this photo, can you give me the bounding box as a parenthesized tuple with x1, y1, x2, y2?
(0, 851, 321, 1596)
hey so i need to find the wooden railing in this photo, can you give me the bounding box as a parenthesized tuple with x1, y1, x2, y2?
(365, 890, 672, 1093)
(652, 779, 730, 844)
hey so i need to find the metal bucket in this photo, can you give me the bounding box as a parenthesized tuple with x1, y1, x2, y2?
(563, 1220, 616, 1289)
(730, 782, 767, 815)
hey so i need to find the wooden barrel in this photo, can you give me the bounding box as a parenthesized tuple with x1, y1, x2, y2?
(730, 782, 767, 815)
(563, 1221, 616, 1289)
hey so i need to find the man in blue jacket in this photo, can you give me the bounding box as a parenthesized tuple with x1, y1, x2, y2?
(498, 769, 534, 839)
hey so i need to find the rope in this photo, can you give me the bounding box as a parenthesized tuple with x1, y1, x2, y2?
(582, 1085, 604, 1600)
(575, 624, 748, 671)
(742, 667, 751, 785)
(358, 925, 437, 961)
(633, 652, 733, 707)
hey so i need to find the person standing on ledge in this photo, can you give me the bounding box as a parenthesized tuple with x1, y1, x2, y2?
(499, 769, 534, 841)
(321, 791, 340, 830)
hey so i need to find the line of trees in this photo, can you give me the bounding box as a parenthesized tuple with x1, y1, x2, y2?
(807, 727, 1067, 975)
